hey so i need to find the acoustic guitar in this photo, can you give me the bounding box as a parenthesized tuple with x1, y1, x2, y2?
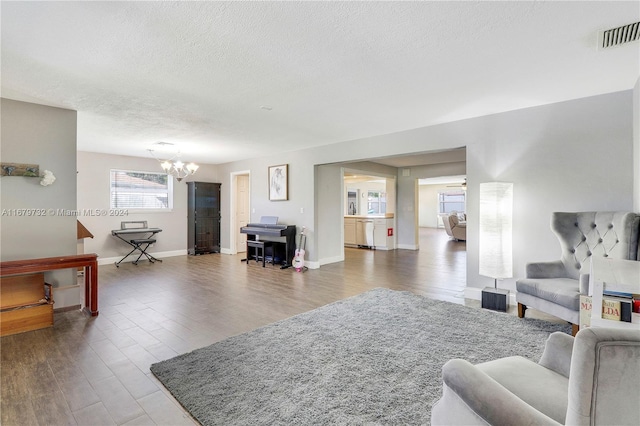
(292, 226, 306, 272)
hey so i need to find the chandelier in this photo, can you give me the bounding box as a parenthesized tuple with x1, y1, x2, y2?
(149, 147, 199, 182)
(160, 157, 199, 182)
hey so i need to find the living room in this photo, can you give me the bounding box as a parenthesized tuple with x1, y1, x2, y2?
(1, 2, 639, 425)
(5, 88, 634, 309)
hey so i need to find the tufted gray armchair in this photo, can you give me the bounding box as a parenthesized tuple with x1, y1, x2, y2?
(516, 212, 640, 335)
(431, 328, 640, 425)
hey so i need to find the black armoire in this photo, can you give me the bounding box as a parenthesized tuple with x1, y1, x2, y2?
(187, 182, 221, 255)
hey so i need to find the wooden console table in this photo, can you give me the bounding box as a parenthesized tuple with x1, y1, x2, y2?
(0, 254, 99, 316)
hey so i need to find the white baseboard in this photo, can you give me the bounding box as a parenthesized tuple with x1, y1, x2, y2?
(305, 260, 320, 269)
(318, 255, 344, 267)
(464, 287, 482, 301)
(98, 249, 188, 266)
(220, 248, 234, 255)
(396, 244, 418, 250)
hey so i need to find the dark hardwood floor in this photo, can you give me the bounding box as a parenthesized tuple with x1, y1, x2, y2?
(1, 228, 477, 425)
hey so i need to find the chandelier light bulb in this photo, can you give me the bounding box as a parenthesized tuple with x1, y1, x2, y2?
(149, 147, 199, 182)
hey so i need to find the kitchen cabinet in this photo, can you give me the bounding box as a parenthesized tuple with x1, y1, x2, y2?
(344, 217, 357, 246)
(373, 218, 395, 250)
(345, 216, 395, 250)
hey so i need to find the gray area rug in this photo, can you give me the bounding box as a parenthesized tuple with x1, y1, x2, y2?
(151, 288, 571, 425)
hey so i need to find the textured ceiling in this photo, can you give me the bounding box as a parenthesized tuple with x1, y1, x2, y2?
(2, 1, 639, 164)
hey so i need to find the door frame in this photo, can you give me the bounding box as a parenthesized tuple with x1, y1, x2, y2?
(229, 170, 251, 255)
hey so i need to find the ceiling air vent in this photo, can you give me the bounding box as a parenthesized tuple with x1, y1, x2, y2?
(599, 21, 640, 49)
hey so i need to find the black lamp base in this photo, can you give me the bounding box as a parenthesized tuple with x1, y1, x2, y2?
(482, 287, 510, 312)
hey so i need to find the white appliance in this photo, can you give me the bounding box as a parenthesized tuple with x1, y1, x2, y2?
(357, 219, 374, 248)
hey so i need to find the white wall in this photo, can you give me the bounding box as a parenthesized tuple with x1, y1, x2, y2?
(216, 150, 321, 265)
(77, 151, 220, 263)
(1, 99, 78, 307)
(419, 184, 465, 228)
(464, 91, 633, 293)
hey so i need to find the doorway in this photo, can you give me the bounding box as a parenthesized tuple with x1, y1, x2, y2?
(417, 175, 467, 248)
(230, 171, 250, 254)
(342, 169, 396, 256)
(418, 175, 466, 229)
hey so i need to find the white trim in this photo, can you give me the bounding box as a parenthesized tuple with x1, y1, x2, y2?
(229, 170, 251, 256)
(396, 244, 419, 250)
(220, 247, 234, 255)
(98, 249, 187, 265)
(305, 260, 321, 269)
(464, 286, 482, 301)
(318, 255, 344, 266)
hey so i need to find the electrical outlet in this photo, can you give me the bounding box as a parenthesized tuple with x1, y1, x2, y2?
(300, 207, 304, 214)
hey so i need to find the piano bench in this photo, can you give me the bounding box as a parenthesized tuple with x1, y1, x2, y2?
(247, 240, 273, 267)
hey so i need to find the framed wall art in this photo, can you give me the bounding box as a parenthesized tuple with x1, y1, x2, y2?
(268, 164, 288, 201)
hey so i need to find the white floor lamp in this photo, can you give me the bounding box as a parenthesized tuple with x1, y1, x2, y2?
(479, 182, 513, 311)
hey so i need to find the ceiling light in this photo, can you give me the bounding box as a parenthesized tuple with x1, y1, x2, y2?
(148, 149, 199, 182)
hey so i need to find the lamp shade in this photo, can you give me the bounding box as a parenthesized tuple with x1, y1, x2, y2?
(479, 182, 513, 279)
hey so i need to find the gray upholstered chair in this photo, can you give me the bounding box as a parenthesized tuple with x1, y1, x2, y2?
(431, 327, 640, 425)
(516, 212, 640, 335)
(442, 212, 466, 241)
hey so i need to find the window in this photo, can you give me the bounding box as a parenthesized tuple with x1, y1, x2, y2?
(367, 191, 386, 214)
(110, 169, 173, 210)
(439, 191, 465, 214)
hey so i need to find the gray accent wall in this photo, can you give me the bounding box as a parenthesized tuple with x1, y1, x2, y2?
(1, 99, 77, 304)
(315, 163, 344, 264)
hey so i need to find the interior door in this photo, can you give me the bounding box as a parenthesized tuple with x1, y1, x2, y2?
(236, 174, 250, 253)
